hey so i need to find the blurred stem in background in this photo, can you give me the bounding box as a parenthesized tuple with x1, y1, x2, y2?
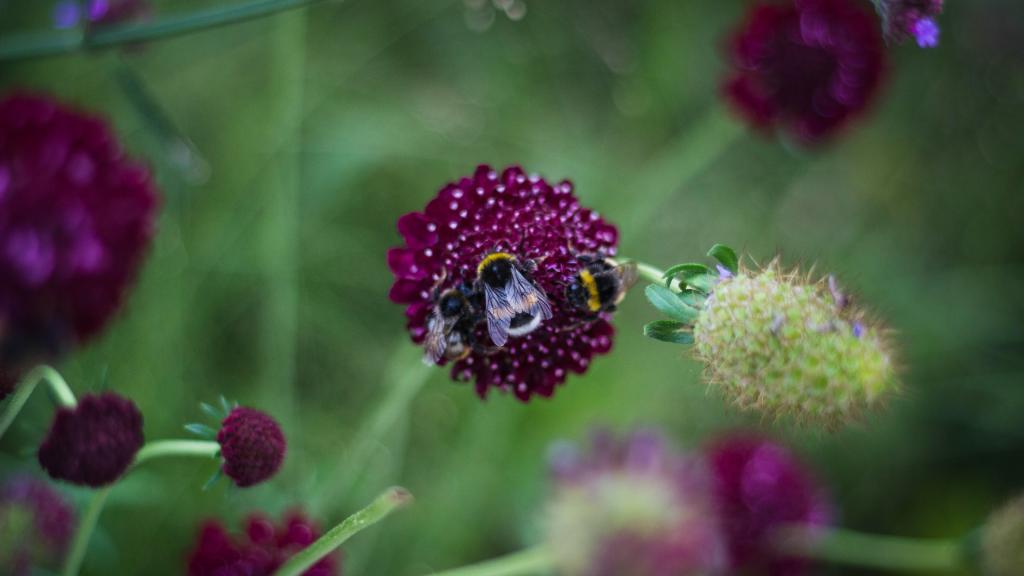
(0, 365, 77, 439)
(63, 439, 222, 576)
(0, 0, 330, 61)
(257, 7, 307, 432)
(272, 487, 413, 576)
(421, 525, 967, 576)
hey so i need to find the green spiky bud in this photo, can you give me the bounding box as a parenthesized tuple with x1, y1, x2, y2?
(691, 262, 897, 426)
(982, 495, 1024, 576)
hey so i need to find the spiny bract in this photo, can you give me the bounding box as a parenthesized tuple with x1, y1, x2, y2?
(693, 263, 896, 426)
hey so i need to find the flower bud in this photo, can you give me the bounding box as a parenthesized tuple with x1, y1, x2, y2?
(693, 263, 897, 426)
(217, 406, 286, 488)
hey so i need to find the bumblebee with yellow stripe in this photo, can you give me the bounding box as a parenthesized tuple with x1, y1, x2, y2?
(475, 251, 552, 347)
(423, 285, 481, 365)
(565, 254, 639, 315)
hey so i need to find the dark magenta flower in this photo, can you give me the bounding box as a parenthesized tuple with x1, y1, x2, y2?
(876, 0, 943, 47)
(0, 476, 75, 576)
(705, 435, 832, 576)
(0, 93, 159, 385)
(723, 0, 886, 143)
(217, 406, 286, 488)
(544, 430, 726, 576)
(388, 165, 619, 401)
(38, 392, 144, 487)
(187, 512, 339, 576)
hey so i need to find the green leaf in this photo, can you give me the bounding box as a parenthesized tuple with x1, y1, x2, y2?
(676, 290, 706, 309)
(662, 263, 712, 286)
(644, 285, 699, 323)
(185, 423, 217, 438)
(707, 244, 739, 273)
(643, 320, 695, 345)
(200, 402, 223, 420)
(687, 274, 718, 295)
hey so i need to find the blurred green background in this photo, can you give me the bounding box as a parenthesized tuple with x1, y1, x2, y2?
(2, 0, 1024, 574)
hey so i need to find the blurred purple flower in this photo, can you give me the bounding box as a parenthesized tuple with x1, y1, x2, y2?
(0, 93, 159, 391)
(0, 476, 75, 576)
(545, 430, 726, 576)
(389, 165, 619, 401)
(723, 0, 886, 143)
(705, 434, 832, 575)
(876, 0, 944, 47)
(187, 512, 339, 576)
(53, 0, 151, 29)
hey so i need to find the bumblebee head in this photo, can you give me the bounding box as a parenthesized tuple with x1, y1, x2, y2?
(477, 252, 515, 288)
(438, 291, 467, 319)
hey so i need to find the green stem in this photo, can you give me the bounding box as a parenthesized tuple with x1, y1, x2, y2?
(776, 525, 965, 572)
(0, 365, 77, 440)
(424, 546, 553, 576)
(61, 439, 221, 576)
(629, 260, 683, 292)
(0, 0, 328, 61)
(272, 487, 413, 576)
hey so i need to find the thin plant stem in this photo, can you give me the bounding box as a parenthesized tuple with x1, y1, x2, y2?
(272, 487, 413, 576)
(0, 365, 77, 440)
(0, 0, 330, 61)
(423, 546, 553, 576)
(629, 260, 683, 292)
(61, 439, 221, 576)
(776, 525, 965, 572)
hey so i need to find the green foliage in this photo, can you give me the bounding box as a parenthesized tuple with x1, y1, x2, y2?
(643, 320, 694, 345)
(706, 244, 738, 274)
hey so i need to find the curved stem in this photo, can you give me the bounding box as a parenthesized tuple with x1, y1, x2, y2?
(0, 365, 77, 440)
(628, 260, 683, 292)
(776, 525, 965, 572)
(272, 487, 413, 576)
(0, 0, 328, 61)
(424, 546, 553, 576)
(61, 439, 221, 576)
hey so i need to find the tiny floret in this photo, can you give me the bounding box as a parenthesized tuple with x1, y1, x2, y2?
(876, 0, 944, 47)
(217, 406, 286, 487)
(38, 392, 144, 487)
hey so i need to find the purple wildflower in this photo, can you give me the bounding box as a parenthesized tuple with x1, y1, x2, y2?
(0, 476, 75, 576)
(217, 406, 286, 488)
(876, 0, 944, 47)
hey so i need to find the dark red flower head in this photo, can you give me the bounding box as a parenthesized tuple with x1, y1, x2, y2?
(723, 0, 886, 143)
(187, 511, 339, 576)
(217, 407, 286, 488)
(0, 93, 160, 382)
(876, 0, 944, 47)
(38, 392, 144, 487)
(0, 476, 75, 576)
(704, 435, 832, 576)
(388, 165, 619, 401)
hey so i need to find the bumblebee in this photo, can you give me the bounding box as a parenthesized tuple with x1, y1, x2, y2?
(423, 285, 482, 365)
(475, 252, 552, 347)
(565, 254, 638, 315)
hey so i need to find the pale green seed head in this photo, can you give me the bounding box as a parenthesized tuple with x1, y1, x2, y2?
(983, 495, 1024, 576)
(692, 263, 897, 427)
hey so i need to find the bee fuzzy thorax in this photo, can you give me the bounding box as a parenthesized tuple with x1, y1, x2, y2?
(477, 252, 515, 287)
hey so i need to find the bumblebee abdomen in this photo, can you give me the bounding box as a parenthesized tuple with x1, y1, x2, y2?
(579, 269, 602, 312)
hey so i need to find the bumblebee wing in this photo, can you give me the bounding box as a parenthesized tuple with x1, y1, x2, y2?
(483, 283, 513, 347)
(422, 309, 447, 365)
(614, 262, 640, 292)
(508, 267, 552, 319)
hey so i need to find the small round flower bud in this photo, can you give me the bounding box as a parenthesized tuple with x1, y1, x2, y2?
(693, 263, 897, 426)
(0, 476, 75, 576)
(187, 511, 338, 576)
(982, 494, 1024, 576)
(544, 431, 725, 576)
(38, 392, 144, 487)
(217, 407, 286, 488)
(705, 435, 832, 575)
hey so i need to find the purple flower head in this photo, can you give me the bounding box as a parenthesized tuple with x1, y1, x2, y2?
(705, 434, 832, 576)
(187, 511, 339, 576)
(723, 0, 886, 143)
(53, 0, 151, 29)
(876, 0, 943, 47)
(544, 430, 726, 576)
(0, 93, 160, 381)
(38, 392, 144, 487)
(0, 476, 75, 576)
(388, 165, 620, 401)
(217, 407, 286, 488)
